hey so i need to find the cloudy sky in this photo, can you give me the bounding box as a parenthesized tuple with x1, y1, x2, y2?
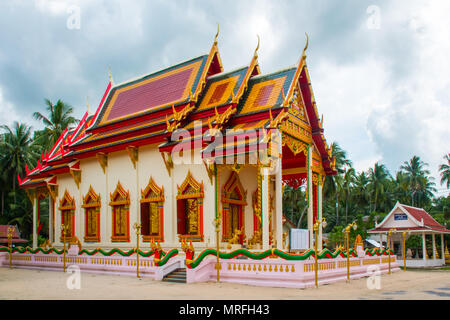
(0, 0, 449, 195)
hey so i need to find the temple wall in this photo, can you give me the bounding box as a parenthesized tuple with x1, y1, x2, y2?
(80, 157, 107, 247)
(138, 144, 173, 246)
(55, 173, 79, 246)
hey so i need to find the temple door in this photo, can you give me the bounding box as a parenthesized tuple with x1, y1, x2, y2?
(140, 203, 150, 236)
(229, 203, 242, 244)
(177, 199, 186, 235)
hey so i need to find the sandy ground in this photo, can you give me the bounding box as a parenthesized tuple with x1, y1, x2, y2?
(0, 267, 449, 300)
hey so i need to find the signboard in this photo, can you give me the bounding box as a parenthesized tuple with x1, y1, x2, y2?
(394, 213, 408, 221)
(289, 228, 309, 250)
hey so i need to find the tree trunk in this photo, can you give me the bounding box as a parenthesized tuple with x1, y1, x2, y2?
(297, 206, 308, 228)
(336, 192, 339, 226)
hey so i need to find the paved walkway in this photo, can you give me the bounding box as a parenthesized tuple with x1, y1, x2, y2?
(0, 267, 449, 300)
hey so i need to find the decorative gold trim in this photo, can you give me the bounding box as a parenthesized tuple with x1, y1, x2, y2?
(161, 152, 173, 177)
(70, 168, 81, 189)
(96, 153, 108, 174)
(82, 186, 101, 208)
(177, 170, 204, 199)
(126, 146, 139, 169)
(203, 160, 214, 185)
(59, 190, 75, 210)
(109, 181, 130, 205)
(141, 177, 164, 203)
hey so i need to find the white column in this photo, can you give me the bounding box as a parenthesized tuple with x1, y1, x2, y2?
(275, 130, 283, 250)
(32, 192, 38, 249)
(49, 196, 54, 243)
(307, 144, 313, 248)
(422, 233, 427, 260)
(432, 233, 436, 260)
(441, 234, 445, 261)
(275, 165, 282, 249)
(318, 177, 323, 250)
(261, 167, 270, 250)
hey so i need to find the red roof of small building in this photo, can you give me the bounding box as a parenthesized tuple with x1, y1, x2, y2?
(369, 203, 450, 234)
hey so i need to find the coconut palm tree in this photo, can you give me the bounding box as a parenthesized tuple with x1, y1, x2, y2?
(368, 162, 390, 212)
(353, 171, 369, 211)
(400, 156, 431, 206)
(33, 99, 78, 151)
(341, 167, 356, 224)
(439, 153, 450, 189)
(323, 142, 352, 227)
(0, 122, 39, 203)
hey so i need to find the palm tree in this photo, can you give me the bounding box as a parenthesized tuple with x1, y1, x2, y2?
(323, 142, 352, 227)
(353, 171, 369, 211)
(341, 167, 356, 224)
(33, 99, 78, 150)
(368, 162, 390, 212)
(400, 156, 431, 206)
(0, 122, 39, 203)
(439, 153, 450, 189)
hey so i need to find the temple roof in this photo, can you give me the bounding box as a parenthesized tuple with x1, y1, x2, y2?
(236, 66, 296, 118)
(90, 55, 210, 130)
(19, 36, 337, 187)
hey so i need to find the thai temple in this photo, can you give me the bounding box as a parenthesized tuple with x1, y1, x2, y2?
(17, 31, 336, 254)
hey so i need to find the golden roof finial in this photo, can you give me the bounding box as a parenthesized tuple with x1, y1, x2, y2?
(253, 34, 260, 59)
(214, 23, 219, 45)
(302, 32, 309, 59)
(86, 96, 90, 115)
(108, 66, 114, 84)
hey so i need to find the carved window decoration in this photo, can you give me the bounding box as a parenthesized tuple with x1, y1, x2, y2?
(59, 190, 75, 242)
(109, 181, 130, 242)
(221, 171, 247, 242)
(140, 177, 164, 242)
(176, 171, 204, 242)
(82, 186, 101, 242)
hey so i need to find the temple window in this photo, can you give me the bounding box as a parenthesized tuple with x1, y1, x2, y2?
(59, 190, 75, 242)
(221, 171, 247, 242)
(176, 171, 204, 242)
(140, 177, 164, 242)
(82, 186, 101, 242)
(109, 181, 130, 242)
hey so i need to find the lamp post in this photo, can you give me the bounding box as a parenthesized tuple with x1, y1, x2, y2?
(133, 223, 141, 278)
(213, 211, 222, 283)
(344, 221, 357, 282)
(61, 224, 69, 272)
(7, 226, 15, 269)
(313, 218, 327, 288)
(388, 228, 396, 274)
(402, 230, 410, 271)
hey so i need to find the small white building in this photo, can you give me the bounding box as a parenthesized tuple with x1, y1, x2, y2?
(368, 202, 449, 268)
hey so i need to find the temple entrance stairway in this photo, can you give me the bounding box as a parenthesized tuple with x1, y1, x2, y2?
(162, 268, 186, 283)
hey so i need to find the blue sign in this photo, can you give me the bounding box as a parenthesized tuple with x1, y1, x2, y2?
(394, 213, 408, 221)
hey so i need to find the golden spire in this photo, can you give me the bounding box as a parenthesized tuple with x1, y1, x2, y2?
(214, 23, 219, 45)
(254, 35, 260, 58)
(86, 96, 90, 115)
(108, 66, 114, 85)
(301, 32, 309, 60)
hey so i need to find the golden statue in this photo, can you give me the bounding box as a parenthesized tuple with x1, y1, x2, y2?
(227, 227, 244, 249)
(354, 234, 364, 250)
